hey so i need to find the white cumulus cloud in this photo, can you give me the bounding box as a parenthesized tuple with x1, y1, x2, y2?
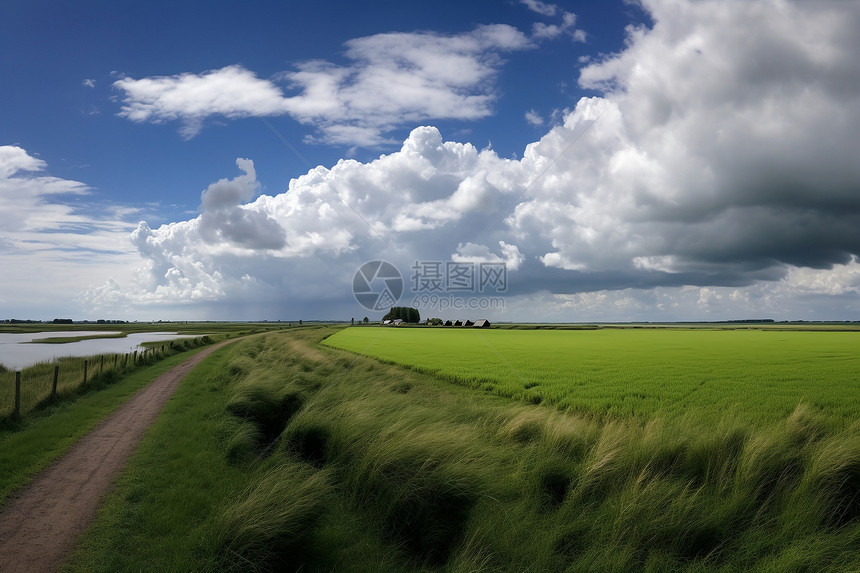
(114, 25, 531, 145)
(532, 11, 586, 42)
(525, 109, 544, 126)
(521, 0, 557, 17)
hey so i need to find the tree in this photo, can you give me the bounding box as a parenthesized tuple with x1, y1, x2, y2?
(351, 317, 355, 325)
(382, 306, 421, 323)
(363, 317, 369, 324)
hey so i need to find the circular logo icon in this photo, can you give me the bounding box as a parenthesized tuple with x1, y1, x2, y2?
(353, 260, 403, 311)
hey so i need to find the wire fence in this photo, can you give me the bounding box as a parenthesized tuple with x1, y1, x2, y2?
(0, 336, 213, 420)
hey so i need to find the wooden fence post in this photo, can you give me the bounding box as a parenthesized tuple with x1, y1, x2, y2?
(83, 360, 88, 385)
(14, 372, 21, 416)
(52, 365, 59, 395)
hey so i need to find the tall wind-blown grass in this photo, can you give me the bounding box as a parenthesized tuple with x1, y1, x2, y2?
(208, 330, 860, 571)
(214, 463, 333, 571)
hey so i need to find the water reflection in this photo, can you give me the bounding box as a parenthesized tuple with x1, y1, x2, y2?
(0, 332, 202, 370)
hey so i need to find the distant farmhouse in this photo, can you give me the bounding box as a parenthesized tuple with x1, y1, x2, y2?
(382, 317, 491, 328)
(439, 319, 491, 328)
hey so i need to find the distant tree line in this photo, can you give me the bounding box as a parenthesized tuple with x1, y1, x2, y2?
(382, 306, 420, 323)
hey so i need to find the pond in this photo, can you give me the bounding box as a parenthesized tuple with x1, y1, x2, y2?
(0, 331, 202, 371)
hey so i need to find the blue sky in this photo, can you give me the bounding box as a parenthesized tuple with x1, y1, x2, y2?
(2, 0, 860, 322)
(3, 0, 638, 224)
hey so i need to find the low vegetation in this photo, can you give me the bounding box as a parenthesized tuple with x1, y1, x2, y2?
(27, 332, 129, 344)
(63, 327, 860, 572)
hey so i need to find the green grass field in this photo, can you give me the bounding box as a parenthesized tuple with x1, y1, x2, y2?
(323, 327, 860, 424)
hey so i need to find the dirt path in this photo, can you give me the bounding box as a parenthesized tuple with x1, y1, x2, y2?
(0, 340, 235, 573)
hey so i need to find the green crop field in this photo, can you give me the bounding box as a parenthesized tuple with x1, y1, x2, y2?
(323, 327, 860, 424)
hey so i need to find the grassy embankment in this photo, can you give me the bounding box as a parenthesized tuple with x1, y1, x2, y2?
(63, 326, 860, 572)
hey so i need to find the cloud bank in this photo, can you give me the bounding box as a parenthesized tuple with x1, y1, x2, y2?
(83, 0, 860, 320)
(0, 146, 138, 316)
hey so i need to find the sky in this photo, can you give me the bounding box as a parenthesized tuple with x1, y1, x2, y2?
(2, 0, 860, 323)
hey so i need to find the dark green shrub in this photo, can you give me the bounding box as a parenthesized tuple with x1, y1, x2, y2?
(809, 434, 860, 528)
(536, 463, 572, 508)
(226, 386, 303, 445)
(284, 423, 331, 468)
(383, 467, 474, 565)
(350, 455, 476, 566)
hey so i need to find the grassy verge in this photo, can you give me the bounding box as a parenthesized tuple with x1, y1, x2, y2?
(0, 344, 215, 507)
(63, 327, 860, 572)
